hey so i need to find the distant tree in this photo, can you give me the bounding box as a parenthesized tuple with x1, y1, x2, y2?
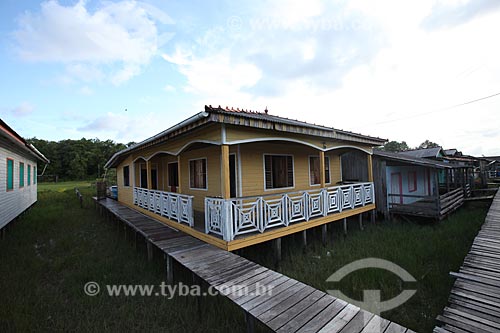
(27, 137, 126, 181)
(380, 141, 410, 152)
(418, 140, 440, 149)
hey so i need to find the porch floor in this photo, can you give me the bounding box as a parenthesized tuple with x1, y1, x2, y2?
(94, 197, 411, 333)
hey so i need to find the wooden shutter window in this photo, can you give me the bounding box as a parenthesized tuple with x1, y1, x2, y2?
(325, 156, 330, 184)
(286, 156, 293, 187)
(264, 155, 272, 189)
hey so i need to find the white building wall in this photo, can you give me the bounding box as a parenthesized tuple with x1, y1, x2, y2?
(0, 146, 38, 228)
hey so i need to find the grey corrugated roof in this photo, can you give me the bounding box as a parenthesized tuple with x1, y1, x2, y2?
(399, 147, 443, 159)
(373, 150, 458, 169)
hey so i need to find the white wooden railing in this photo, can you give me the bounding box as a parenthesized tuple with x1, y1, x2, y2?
(205, 182, 375, 241)
(133, 187, 194, 227)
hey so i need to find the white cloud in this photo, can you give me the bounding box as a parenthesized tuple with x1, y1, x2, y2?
(163, 85, 176, 93)
(77, 112, 164, 142)
(11, 102, 34, 117)
(161, 0, 500, 155)
(13, 0, 174, 84)
(78, 86, 93, 96)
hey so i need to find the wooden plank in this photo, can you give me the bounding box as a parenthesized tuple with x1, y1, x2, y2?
(276, 295, 336, 333)
(266, 290, 325, 330)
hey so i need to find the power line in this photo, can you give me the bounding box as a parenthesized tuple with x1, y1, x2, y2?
(374, 90, 500, 125)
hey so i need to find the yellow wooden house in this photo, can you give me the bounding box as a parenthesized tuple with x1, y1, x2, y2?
(105, 106, 386, 251)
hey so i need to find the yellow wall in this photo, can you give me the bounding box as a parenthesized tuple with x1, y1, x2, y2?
(179, 145, 222, 212)
(114, 122, 370, 211)
(131, 123, 221, 160)
(238, 142, 343, 197)
(225, 124, 374, 153)
(116, 154, 134, 204)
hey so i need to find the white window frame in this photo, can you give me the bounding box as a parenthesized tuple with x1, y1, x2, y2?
(189, 157, 208, 191)
(263, 153, 295, 191)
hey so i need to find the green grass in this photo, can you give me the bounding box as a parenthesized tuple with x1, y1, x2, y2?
(0, 182, 490, 332)
(0, 184, 250, 332)
(241, 204, 489, 332)
(37, 181, 93, 192)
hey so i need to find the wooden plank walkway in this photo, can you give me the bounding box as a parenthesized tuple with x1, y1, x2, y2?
(94, 198, 412, 333)
(434, 189, 500, 333)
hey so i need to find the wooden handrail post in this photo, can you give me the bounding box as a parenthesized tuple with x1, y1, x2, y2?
(177, 155, 182, 193)
(319, 150, 326, 188)
(146, 160, 152, 189)
(221, 145, 230, 199)
(367, 154, 374, 182)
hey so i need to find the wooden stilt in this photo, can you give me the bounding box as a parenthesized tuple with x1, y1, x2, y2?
(147, 241, 153, 261)
(273, 238, 282, 264)
(301, 230, 307, 250)
(371, 210, 376, 224)
(331, 224, 335, 244)
(245, 311, 255, 333)
(343, 218, 348, 236)
(321, 224, 327, 246)
(359, 214, 364, 231)
(165, 254, 173, 284)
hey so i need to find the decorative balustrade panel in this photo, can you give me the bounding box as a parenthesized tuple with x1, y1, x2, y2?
(205, 182, 375, 241)
(133, 187, 194, 227)
(205, 198, 225, 237)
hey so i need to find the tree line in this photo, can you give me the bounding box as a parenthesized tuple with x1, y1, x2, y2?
(27, 138, 131, 181)
(379, 139, 441, 152)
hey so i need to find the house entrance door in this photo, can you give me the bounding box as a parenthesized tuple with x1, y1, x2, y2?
(391, 172, 403, 204)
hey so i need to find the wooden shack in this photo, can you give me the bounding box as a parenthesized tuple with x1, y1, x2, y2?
(372, 150, 471, 221)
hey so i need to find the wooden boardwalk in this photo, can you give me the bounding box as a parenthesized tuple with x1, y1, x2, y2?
(434, 189, 500, 333)
(94, 198, 412, 333)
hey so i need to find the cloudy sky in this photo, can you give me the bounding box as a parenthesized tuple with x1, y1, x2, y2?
(0, 0, 499, 155)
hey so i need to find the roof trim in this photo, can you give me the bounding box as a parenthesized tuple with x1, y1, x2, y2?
(0, 118, 49, 163)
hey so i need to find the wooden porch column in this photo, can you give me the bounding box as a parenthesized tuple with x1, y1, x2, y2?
(319, 151, 326, 188)
(132, 162, 136, 187)
(445, 169, 450, 192)
(146, 160, 152, 189)
(221, 145, 231, 199)
(177, 155, 182, 193)
(435, 170, 441, 215)
(367, 154, 374, 182)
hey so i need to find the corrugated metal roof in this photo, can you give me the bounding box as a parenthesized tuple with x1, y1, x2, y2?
(399, 147, 443, 159)
(373, 150, 458, 169)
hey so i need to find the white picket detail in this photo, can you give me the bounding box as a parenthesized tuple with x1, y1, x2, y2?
(205, 182, 375, 241)
(133, 187, 194, 227)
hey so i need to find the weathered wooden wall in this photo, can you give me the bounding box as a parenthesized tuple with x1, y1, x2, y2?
(340, 150, 369, 182)
(372, 156, 388, 218)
